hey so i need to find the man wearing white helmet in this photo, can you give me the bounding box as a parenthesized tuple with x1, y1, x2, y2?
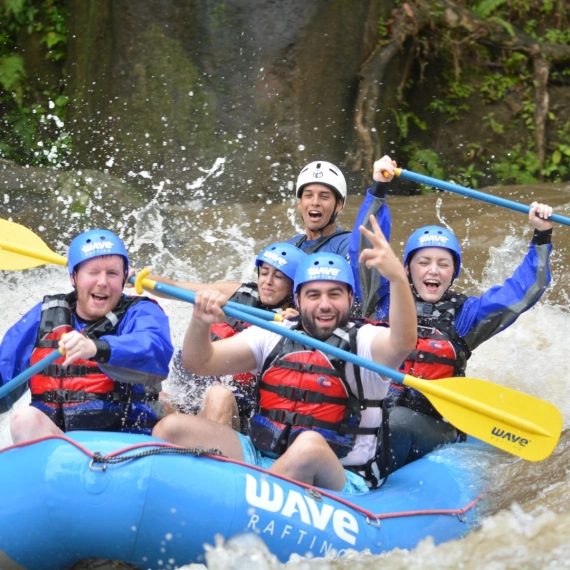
(289, 156, 397, 318)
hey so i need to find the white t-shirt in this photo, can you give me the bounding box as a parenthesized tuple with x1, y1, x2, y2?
(239, 320, 390, 466)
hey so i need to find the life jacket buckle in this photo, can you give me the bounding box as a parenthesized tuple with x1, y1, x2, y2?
(276, 385, 310, 402)
(52, 365, 66, 378)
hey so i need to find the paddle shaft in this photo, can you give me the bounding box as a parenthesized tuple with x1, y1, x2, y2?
(216, 302, 406, 382)
(0, 349, 62, 400)
(393, 168, 570, 227)
(129, 276, 280, 322)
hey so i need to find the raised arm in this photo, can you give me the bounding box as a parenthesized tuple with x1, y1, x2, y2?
(181, 289, 258, 377)
(349, 155, 396, 319)
(457, 202, 553, 348)
(359, 215, 417, 369)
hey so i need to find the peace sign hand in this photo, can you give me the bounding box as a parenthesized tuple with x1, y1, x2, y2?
(359, 215, 407, 282)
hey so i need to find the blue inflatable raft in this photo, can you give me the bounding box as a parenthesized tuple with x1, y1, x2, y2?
(0, 431, 488, 569)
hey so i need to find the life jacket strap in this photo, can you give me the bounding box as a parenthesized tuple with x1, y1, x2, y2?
(43, 364, 89, 378)
(271, 358, 344, 377)
(259, 407, 379, 435)
(32, 389, 122, 404)
(407, 349, 457, 367)
(345, 399, 391, 489)
(258, 380, 347, 405)
(32, 388, 159, 404)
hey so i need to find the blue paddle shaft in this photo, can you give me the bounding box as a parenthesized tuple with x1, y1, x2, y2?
(151, 282, 278, 322)
(0, 349, 61, 400)
(126, 276, 278, 322)
(217, 303, 406, 384)
(399, 169, 570, 227)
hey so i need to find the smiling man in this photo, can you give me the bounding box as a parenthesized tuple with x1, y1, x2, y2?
(0, 229, 173, 442)
(152, 218, 417, 492)
(288, 158, 396, 318)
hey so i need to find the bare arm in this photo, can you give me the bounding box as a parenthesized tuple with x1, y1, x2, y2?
(359, 216, 417, 369)
(181, 289, 258, 377)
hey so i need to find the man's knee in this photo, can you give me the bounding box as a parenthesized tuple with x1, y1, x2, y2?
(152, 412, 186, 440)
(10, 407, 59, 443)
(204, 385, 234, 406)
(289, 431, 332, 460)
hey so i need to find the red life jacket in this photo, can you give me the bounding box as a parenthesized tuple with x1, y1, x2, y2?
(390, 293, 471, 418)
(249, 321, 383, 459)
(399, 326, 459, 379)
(29, 292, 153, 431)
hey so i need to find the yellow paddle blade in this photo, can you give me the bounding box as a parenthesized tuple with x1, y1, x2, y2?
(0, 218, 66, 270)
(404, 375, 562, 462)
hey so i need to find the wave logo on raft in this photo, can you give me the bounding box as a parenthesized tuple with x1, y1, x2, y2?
(307, 267, 341, 278)
(81, 241, 115, 255)
(317, 377, 333, 389)
(244, 474, 359, 546)
(419, 234, 449, 245)
(261, 251, 287, 267)
(491, 427, 529, 447)
(312, 170, 324, 179)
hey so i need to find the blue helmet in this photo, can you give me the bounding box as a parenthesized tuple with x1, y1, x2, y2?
(404, 225, 462, 279)
(255, 242, 306, 282)
(294, 253, 355, 295)
(67, 229, 129, 276)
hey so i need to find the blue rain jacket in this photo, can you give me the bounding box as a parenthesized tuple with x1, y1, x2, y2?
(0, 294, 173, 432)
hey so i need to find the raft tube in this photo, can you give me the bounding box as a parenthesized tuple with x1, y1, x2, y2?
(0, 431, 488, 569)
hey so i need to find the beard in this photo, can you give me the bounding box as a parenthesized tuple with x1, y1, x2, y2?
(300, 306, 351, 341)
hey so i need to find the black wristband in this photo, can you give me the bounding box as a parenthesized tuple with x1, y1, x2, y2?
(92, 340, 112, 363)
(370, 181, 389, 198)
(532, 228, 552, 246)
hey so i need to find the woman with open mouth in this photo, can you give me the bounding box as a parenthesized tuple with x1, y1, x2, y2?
(386, 201, 554, 473)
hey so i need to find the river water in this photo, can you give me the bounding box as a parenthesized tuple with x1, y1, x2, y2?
(1, 171, 569, 569)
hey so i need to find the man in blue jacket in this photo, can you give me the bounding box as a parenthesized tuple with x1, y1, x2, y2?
(288, 156, 397, 318)
(0, 229, 174, 442)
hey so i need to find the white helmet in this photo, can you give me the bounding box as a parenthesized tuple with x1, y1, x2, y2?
(295, 161, 347, 208)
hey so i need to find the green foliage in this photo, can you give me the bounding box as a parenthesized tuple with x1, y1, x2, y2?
(0, 0, 70, 166)
(0, 54, 25, 102)
(483, 113, 504, 134)
(377, 19, 389, 40)
(454, 162, 485, 188)
(427, 82, 473, 121)
(209, 2, 229, 30)
(392, 105, 427, 140)
(491, 144, 541, 184)
(404, 146, 445, 194)
(471, 0, 508, 19)
(544, 28, 570, 45)
(479, 72, 523, 103)
(375, 0, 570, 191)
